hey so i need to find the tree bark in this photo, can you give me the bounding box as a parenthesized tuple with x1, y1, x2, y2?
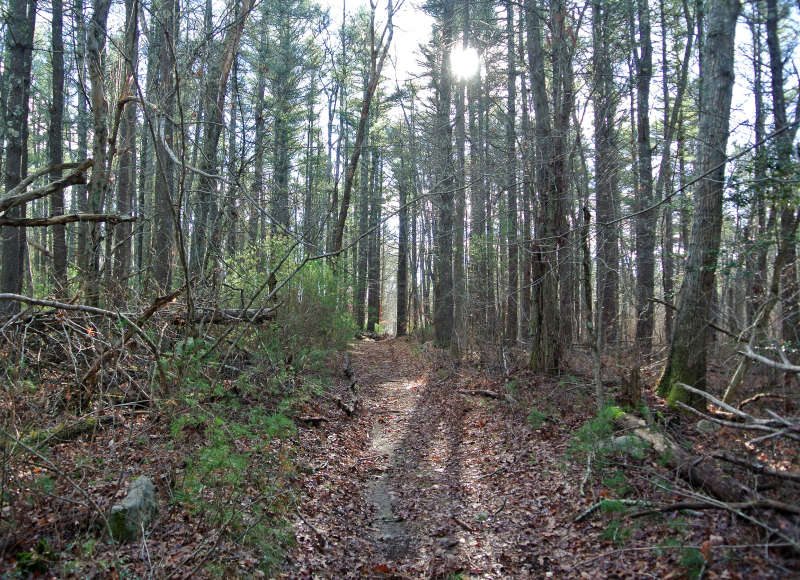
(657, 0, 741, 407)
(766, 0, 800, 348)
(112, 0, 138, 302)
(0, 0, 37, 314)
(50, 0, 67, 296)
(632, 0, 656, 352)
(592, 0, 620, 344)
(189, 0, 255, 279)
(433, 0, 455, 348)
(504, 0, 518, 344)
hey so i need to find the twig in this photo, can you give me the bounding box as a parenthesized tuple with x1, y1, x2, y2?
(573, 499, 652, 523)
(296, 510, 327, 550)
(713, 451, 800, 483)
(458, 389, 501, 399)
(631, 499, 800, 518)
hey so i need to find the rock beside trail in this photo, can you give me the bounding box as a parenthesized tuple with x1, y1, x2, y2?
(109, 476, 158, 542)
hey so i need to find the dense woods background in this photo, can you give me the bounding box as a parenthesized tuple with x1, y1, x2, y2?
(1, 0, 799, 575)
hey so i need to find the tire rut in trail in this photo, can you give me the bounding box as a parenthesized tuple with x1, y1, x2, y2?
(354, 340, 426, 563)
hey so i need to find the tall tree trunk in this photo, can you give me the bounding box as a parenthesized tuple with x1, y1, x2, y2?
(50, 0, 67, 296)
(249, 21, 268, 245)
(766, 0, 800, 348)
(0, 0, 36, 313)
(397, 150, 409, 336)
(355, 100, 371, 329)
(656, 0, 694, 342)
(74, 0, 90, 284)
(745, 5, 767, 326)
(434, 0, 455, 347)
(112, 0, 138, 302)
(331, 0, 393, 254)
(519, 15, 533, 342)
(657, 0, 740, 407)
(592, 0, 620, 344)
(366, 151, 381, 333)
(152, 0, 177, 293)
(504, 0, 518, 343)
(189, 0, 255, 279)
(526, 0, 572, 372)
(452, 4, 467, 351)
(84, 0, 113, 306)
(632, 0, 656, 352)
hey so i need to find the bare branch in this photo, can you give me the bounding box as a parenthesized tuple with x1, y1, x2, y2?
(0, 213, 136, 227)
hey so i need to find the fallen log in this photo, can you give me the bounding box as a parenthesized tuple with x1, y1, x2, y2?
(614, 411, 800, 552)
(2, 414, 115, 452)
(614, 412, 752, 503)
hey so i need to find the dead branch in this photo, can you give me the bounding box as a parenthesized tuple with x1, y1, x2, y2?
(713, 451, 800, 483)
(0, 293, 130, 318)
(631, 498, 800, 518)
(458, 389, 502, 399)
(573, 499, 653, 523)
(187, 307, 278, 324)
(0, 160, 92, 213)
(0, 213, 136, 227)
(81, 285, 188, 387)
(738, 346, 800, 374)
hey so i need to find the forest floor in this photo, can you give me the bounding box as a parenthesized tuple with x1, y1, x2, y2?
(284, 337, 799, 579)
(2, 334, 798, 578)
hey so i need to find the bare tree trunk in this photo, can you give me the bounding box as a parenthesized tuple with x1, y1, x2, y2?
(526, 0, 573, 372)
(74, 0, 90, 284)
(0, 0, 36, 314)
(50, 0, 67, 296)
(657, 0, 740, 407)
(434, 0, 455, 347)
(111, 0, 138, 303)
(189, 0, 255, 279)
(504, 0, 518, 344)
(396, 148, 409, 336)
(331, 0, 393, 254)
(151, 0, 177, 293)
(766, 0, 800, 348)
(632, 0, 656, 352)
(592, 0, 620, 344)
(366, 152, 382, 332)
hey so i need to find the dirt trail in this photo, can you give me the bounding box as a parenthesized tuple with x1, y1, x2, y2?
(285, 338, 745, 579)
(286, 337, 583, 578)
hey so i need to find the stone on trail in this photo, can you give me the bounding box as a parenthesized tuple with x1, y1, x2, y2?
(109, 476, 158, 542)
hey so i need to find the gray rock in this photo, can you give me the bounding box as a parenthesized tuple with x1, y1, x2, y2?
(109, 476, 158, 542)
(696, 419, 721, 435)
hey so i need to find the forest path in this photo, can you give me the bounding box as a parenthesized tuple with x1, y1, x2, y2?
(285, 337, 598, 579)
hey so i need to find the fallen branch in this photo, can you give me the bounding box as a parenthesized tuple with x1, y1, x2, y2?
(189, 307, 278, 324)
(296, 510, 327, 550)
(2, 414, 116, 452)
(713, 451, 800, 483)
(458, 389, 501, 399)
(631, 499, 800, 518)
(296, 416, 329, 426)
(82, 285, 188, 388)
(573, 499, 652, 523)
(0, 213, 136, 227)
